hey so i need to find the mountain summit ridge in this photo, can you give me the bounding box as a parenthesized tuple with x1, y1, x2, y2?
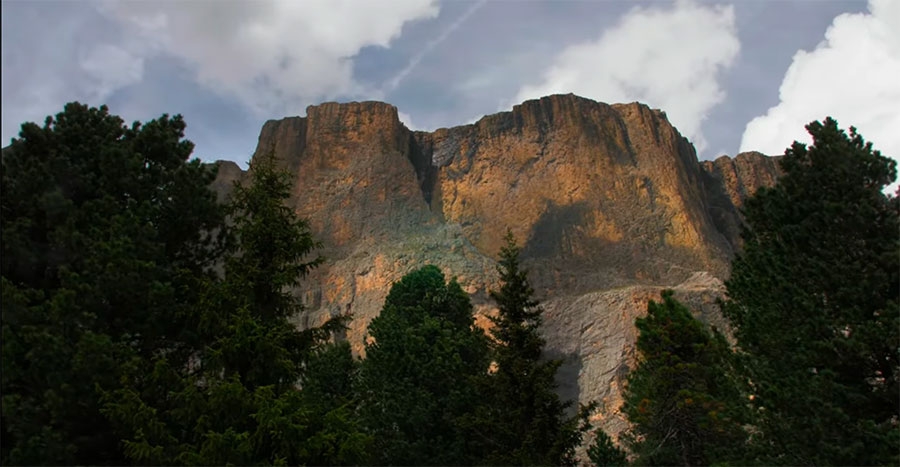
(212, 94, 781, 437)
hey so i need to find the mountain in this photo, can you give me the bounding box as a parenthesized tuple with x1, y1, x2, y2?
(212, 93, 780, 437)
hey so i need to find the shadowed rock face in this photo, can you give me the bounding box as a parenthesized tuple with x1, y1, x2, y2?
(212, 93, 781, 439)
(700, 152, 783, 248)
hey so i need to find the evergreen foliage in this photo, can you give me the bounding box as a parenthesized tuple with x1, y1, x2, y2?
(99, 152, 360, 465)
(0, 104, 360, 466)
(587, 428, 628, 467)
(358, 265, 491, 466)
(293, 341, 372, 466)
(203, 151, 331, 392)
(1, 103, 224, 465)
(476, 230, 586, 466)
(622, 291, 747, 466)
(721, 118, 900, 465)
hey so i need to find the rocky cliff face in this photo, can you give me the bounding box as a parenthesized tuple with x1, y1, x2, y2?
(213, 93, 780, 440)
(700, 152, 783, 247)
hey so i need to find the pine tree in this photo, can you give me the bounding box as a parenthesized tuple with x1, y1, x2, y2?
(476, 230, 586, 465)
(622, 291, 747, 466)
(722, 118, 899, 465)
(100, 152, 360, 465)
(358, 265, 491, 466)
(1, 103, 225, 465)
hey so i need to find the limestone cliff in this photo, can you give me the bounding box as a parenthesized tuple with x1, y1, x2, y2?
(700, 152, 783, 247)
(212, 94, 781, 441)
(417, 97, 736, 296)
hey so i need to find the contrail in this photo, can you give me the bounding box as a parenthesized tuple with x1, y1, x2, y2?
(386, 0, 488, 93)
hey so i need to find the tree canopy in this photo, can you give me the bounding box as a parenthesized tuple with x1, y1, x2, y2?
(1, 103, 224, 465)
(722, 117, 899, 465)
(100, 152, 357, 465)
(0, 106, 353, 466)
(621, 291, 747, 466)
(586, 428, 628, 467)
(358, 265, 491, 466)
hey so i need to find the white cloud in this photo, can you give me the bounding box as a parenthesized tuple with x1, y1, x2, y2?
(1, 0, 438, 145)
(97, 0, 440, 115)
(79, 44, 144, 101)
(513, 0, 739, 154)
(739, 0, 900, 191)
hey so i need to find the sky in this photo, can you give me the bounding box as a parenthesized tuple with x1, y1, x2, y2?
(2, 0, 898, 178)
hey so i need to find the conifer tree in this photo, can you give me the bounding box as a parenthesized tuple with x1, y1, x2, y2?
(587, 428, 628, 467)
(1, 103, 225, 465)
(722, 118, 899, 465)
(100, 153, 361, 465)
(204, 151, 332, 391)
(297, 341, 372, 465)
(477, 230, 585, 466)
(358, 265, 491, 466)
(622, 291, 747, 466)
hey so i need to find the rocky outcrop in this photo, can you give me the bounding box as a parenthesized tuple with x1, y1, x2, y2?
(700, 152, 783, 248)
(212, 94, 781, 441)
(210, 160, 246, 202)
(252, 101, 433, 250)
(543, 271, 729, 443)
(415, 97, 736, 298)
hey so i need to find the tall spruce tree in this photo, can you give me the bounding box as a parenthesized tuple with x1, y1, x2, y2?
(622, 291, 747, 466)
(357, 265, 491, 466)
(203, 151, 330, 391)
(100, 152, 363, 465)
(476, 230, 585, 465)
(721, 118, 899, 465)
(1, 103, 225, 465)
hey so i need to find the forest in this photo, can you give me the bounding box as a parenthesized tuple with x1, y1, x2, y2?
(1, 103, 897, 466)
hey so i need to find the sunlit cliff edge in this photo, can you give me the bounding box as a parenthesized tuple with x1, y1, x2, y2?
(211, 93, 782, 438)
